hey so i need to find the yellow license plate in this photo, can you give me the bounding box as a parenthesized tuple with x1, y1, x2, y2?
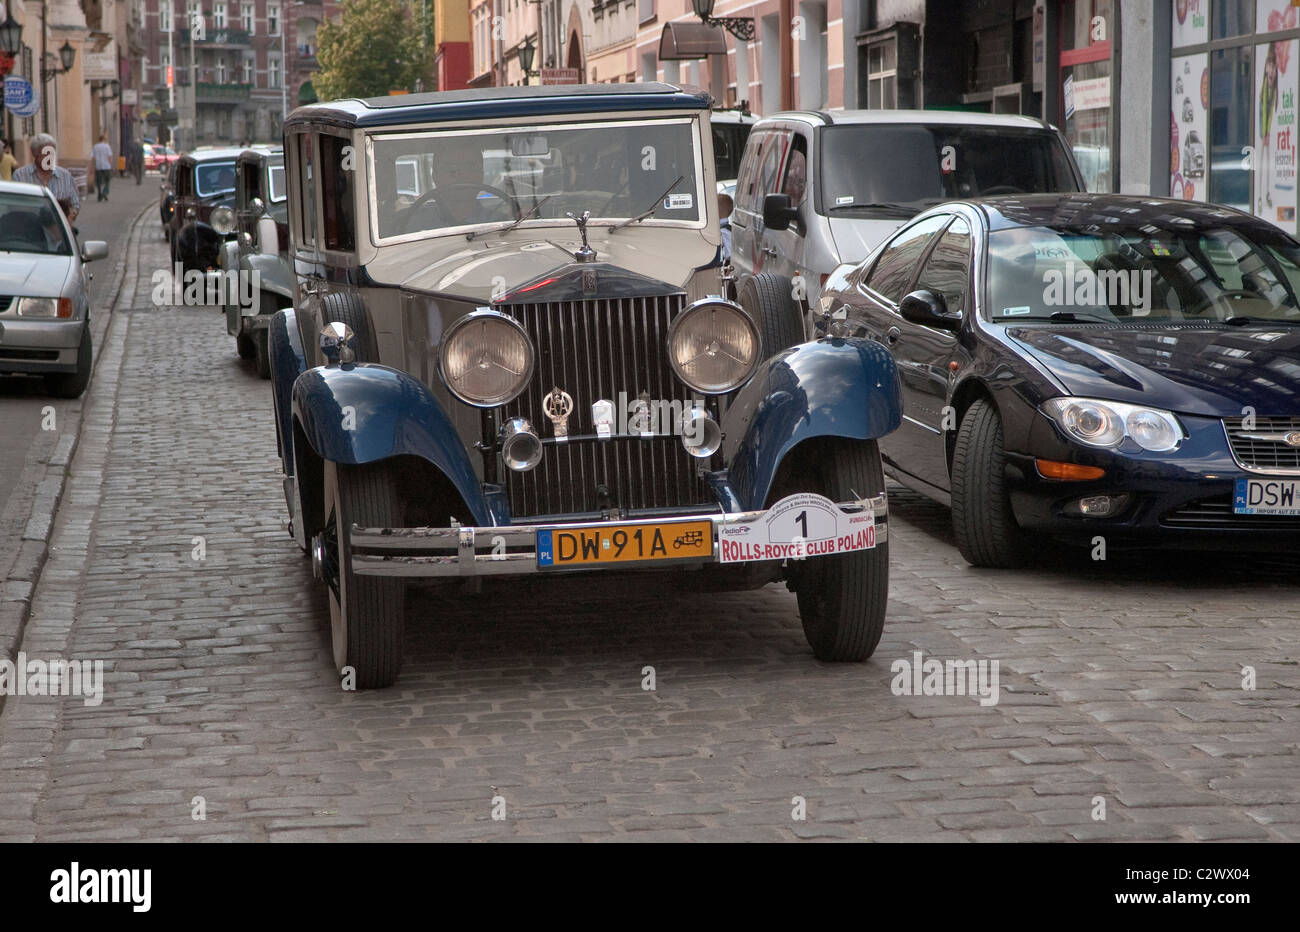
(537, 520, 713, 567)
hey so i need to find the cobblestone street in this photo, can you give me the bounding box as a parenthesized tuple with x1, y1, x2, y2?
(1, 209, 1298, 842)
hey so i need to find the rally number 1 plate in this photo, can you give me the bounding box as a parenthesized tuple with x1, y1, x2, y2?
(537, 520, 713, 568)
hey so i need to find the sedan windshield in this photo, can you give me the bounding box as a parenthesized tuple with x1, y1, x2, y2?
(987, 222, 1300, 324)
(819, 125, 1078, 215)
(196, 161, 237, 197)
(0, 194, 71, 255)
(370, 119, 702, 239)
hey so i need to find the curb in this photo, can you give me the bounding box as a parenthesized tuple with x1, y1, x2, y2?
(0, 200, 152, 681)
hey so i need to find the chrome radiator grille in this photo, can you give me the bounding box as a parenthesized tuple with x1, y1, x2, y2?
(1223, 416, 1300, 473)
(499, 294, 714, 518)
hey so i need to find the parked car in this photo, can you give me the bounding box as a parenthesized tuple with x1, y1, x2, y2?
(159, 160, 177, 239)
(818, 193, 1300, 567)
(144, 143, 179, 174)
(730, 110, 1085, 350)
(0, 181, 108, 397)
(269, 83, 903, 687)
(221, 147, 290, 378)
(167, 147, 250, 273)
(711, 105, 757, 189)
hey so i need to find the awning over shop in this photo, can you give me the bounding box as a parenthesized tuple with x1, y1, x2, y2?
(659, 22, 727, 61)
(297, 80, 317, 105)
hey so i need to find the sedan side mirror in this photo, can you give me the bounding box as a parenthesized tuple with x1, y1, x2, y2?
(81, 240, 109, 263)
(899, 289, 961, 329)
(762, 193, 799, 232)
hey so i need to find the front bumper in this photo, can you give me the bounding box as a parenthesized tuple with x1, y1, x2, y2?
(0, 318, 86, 374)
(345, 494, 888, 578)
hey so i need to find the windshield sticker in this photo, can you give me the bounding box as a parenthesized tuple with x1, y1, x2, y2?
(664, 193, 693, 210)
(835, 195, 855, 205)
(1002, 306, 1032, 316)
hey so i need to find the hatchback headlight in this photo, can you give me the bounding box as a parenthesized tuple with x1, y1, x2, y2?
(666, 298, 760, 394)
(210, 206, 235, 235)
(16, 297, 73, 318)
(439, 310, 534, 407)
(1041, 398, 1183, 452)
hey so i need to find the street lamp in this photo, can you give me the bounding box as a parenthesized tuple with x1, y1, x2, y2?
(0, 12, 21, 57)
(519, 36, 535, 86)
(690, 0, 754, 42)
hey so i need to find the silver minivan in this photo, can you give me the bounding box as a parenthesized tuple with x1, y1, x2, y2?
(729, 110, 1085, 348)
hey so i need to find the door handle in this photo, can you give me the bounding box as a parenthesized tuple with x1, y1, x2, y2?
(763, 245, 779, 256)
(886, 326, 901, 345)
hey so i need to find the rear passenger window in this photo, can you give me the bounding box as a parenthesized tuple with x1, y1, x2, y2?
(319, 135, 356, 252)
(914, 217, 972, 314)
(864, 215, 951, 304)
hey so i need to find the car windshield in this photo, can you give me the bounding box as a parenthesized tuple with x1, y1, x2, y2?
(712, 119, 751, 183)
(370, 118, 702, 239)
(268, 163, 286, 202)
(819, 125, 1078, 214)
(986, 222, 1300, 324)
(0, 194, 71, 255)
(196, 161, 237, 197)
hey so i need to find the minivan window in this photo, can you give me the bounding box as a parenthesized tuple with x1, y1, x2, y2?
(820, 125, 1078, 215)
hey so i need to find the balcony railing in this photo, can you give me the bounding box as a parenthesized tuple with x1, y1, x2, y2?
(179, 27, 251, 46)
(196, 81, 252, 101)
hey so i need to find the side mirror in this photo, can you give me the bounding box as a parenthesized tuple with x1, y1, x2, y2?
(899, 289, 961, 329)
(250, 196, 266, 216)
(762, 193, 799, 232)
(81, 240, 109, 263)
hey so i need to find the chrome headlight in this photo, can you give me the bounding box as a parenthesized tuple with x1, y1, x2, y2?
(1041, 398, 1183, 452)
(210, 206, 235, 234)
(439, 310, 534, 407)
(16, 297, 72, 318)
(666, 298, 760, 394)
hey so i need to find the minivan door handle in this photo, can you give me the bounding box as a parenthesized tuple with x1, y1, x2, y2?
(763, 245, 779, 257)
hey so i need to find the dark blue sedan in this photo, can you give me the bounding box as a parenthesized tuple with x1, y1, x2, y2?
(818, 193, 1300, 567)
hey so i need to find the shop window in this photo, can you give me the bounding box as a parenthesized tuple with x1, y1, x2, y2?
(1209, 46, 1253, 212)
(1213, 0, 1255, 40)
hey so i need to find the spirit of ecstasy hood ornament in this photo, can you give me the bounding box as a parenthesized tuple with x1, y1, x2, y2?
(566, 210, 597, 262)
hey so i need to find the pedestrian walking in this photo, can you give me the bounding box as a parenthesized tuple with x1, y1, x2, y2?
(13, 133, 81, 224)
(92, 133, 114, 201)
(0, 140, 16, 181)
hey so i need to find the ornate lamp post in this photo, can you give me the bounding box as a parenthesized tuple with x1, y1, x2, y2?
(690, 0, 754, 42)
(519, 36, 535, 86)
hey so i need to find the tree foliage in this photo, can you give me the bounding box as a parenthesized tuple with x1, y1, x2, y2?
(314, 0, 430, 101)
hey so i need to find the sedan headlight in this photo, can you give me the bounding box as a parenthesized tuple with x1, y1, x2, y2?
(210, 206, 235, 235)
(1041, 398, 1183, 452)
(439, 310, 534, 407)
(666, 298, 760, 394)
(16, 297, 73, 319)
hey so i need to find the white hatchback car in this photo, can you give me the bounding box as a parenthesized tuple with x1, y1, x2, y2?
(0, 181, 108, 397)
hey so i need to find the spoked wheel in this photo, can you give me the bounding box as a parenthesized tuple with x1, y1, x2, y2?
(317, 460, 405, 688)
(785, 439, 890, 661)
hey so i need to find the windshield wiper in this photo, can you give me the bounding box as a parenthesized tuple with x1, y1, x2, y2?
(610, 175, 685, 232)
(465, 195, 553, 241)
(999, 311, 1117, 323)
(828, 201, 918, 214)
(1223, 315, 1300, 326)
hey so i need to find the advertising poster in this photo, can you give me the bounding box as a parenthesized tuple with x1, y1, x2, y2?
(1256, 2, 1299, 230)
(1172, 0, 1209, 48)
(1170, 54, 1209, 201)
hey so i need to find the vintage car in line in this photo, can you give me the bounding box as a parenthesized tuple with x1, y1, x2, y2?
(167, 147, 249, 274)
(0, 181, 109, 397)
(268, 84, 904, 688)
(221, 146, 290, 378)
(819, 193, 1300, 567)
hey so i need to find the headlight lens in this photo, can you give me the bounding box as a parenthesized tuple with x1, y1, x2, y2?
(439, 310, 534, 407)
(1041, 398, 1183, 452)
(16, 297, 72, 318)
(666, 298, 760, 394)
(210, 206, 235, 235)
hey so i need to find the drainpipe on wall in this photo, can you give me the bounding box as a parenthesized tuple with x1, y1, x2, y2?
(780, 0, 792, 110)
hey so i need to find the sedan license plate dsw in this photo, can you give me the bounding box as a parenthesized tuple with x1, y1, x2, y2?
(1234, 478, 1300, 516)
(537, 520, 713, 568)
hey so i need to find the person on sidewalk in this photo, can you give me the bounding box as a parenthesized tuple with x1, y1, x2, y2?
(92, 133, 114, 202)
(0, 140, 16, 181)
(13, 133, 81, 224)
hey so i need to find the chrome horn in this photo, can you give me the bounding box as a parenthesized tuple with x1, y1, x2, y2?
(500, 417, 543, 471)
(681, 408, 722, 458)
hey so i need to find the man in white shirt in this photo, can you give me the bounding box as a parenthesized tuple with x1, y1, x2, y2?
(14, 133, 81, 223)
(92, 133, 113, 202)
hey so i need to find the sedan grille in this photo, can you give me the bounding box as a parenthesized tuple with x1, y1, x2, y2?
(1162, 494, 1300, 530)
(1222, 416, 1300, 473)
(499, 295, 714, 519)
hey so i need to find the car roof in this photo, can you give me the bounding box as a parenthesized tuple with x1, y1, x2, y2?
(0, 179, 56, 199)
(285, 82, 714, 130)
(180, 147, 248, 162)
(958, 193, 1286, 237)
(712, 109, 758, 125)
(755, 109, 1053, 130)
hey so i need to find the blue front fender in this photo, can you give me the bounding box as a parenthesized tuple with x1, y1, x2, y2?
(290, 363, 493, 526)
(269, 308, 307, 472)
(721, 338, 903, 510)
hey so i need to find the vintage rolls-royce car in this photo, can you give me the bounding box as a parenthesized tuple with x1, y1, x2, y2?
(221, 146, 290, 378)
(169, 147, 260, 274)
(269, 84, 903, 687)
